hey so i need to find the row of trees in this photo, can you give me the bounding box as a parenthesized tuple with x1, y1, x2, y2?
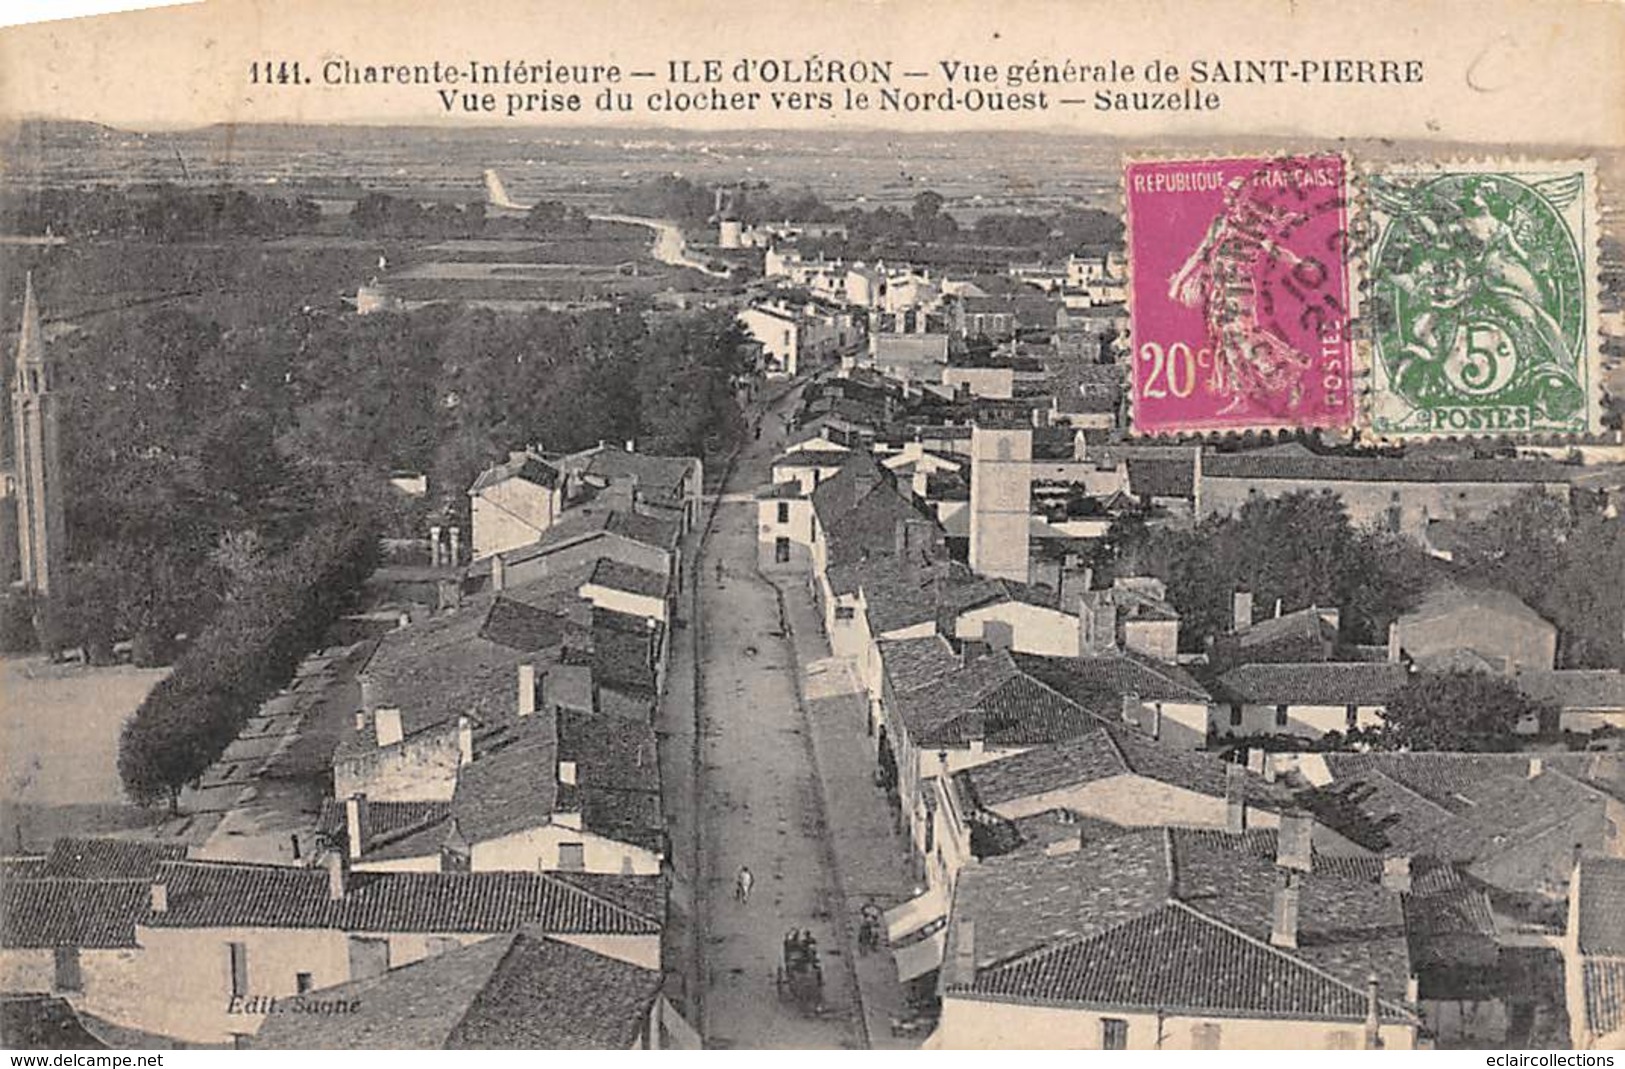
(0, 185, 321, 240)
(117, 519, 379, 810)
(350, 192, 486, 238)
(610, 176, 1124, 260)
(1098, 490, 1444, 650)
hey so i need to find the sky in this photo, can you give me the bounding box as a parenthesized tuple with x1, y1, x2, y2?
(0, 0, 1621, 146)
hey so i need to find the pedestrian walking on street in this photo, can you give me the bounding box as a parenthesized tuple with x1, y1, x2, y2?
(734, 864, 754, 904)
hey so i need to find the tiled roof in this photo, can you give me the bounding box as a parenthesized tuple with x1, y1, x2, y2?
(892, 652, 1107, 748)
(1583, 960, 1625, 1037)
(966, 901, 1413, 1023)
(451, 717, 558, 844)
(478, 596, 591, 653)
(1399, 584, 1555, 634)
(772, 447, 851, 469)
(1014, 650, 1211, 708)
(2, 880, 151, 948)
(949, 830, 1173, 966)
(1235, 606, 1339, 651)
(146, 862, 661, 935)
(469, 453, 561, 493)
(1126, 457, 1195, 498)
(880, 635, 963, 695)
(1304, 753, 1613, 864)
(1216, 662, 1411, 706)
(253, 932, 662, 1049)
(959, 727, 1130, 807)
(1515, 670, 1625, 711)
(318, 800, 455, 860)
(0, 995, 107, 1050)
(1201, 452, 1571, 485)
(561, 443, 695, 496)
(586, 557, 668, 599)
(1171, 830, 1411, 998)
(40, 838, 187, 880)
(1576, 856, 1625, 956)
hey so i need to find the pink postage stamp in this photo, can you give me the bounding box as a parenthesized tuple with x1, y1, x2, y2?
(1126, 155, 1355, 434)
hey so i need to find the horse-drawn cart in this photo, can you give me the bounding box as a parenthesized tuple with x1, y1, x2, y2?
(774, 935, 825, 1015)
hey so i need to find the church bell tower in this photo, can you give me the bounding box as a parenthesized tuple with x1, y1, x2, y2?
(12, 273, 65, 596)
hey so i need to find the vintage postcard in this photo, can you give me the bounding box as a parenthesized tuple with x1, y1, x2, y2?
(0, 0, 1623, 1055)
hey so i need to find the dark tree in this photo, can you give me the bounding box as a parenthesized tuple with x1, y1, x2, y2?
(1373, 670, 1551, 752)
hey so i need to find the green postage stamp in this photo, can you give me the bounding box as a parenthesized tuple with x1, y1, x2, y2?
(1365, 159, 1602, 438)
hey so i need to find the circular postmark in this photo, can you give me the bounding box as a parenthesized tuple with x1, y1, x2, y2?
(1171, 155, 1352, 424)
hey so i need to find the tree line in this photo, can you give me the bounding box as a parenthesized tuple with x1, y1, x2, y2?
(117, 519, 379, 811)
(3, 298, 750, 668)
(1, 185, 320, 241)
(611, 176, 1124, 260)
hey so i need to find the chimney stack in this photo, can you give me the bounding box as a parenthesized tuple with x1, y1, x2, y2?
(428, 525, 443, 568)
(149, 881, 168, 913)
(1233, 590, 1254, 633)
(324, 850, 347, 901)
(1364, 974, 1384, 1049)
(1225, 762, 1247, 834)
(1527, 756, 1543, 779)
(457, 715, 474, 767)
(359, 678, 375, 712)
(1246, 748, 1265, 775)
(1276, 810, 1314, 873)
(559, 759, 578, 786)
(374, 708, 403, 748)
(353, 710, 366, 733)
(1381, 855, 1412, 894)
(952, 919, 977, 987)
(1269, 872, 1301, 949)
(518, 663, 536, 718)
(491, 553, 506, 592)
(345, 794, 371, 860)
(448, 527, 461, 567)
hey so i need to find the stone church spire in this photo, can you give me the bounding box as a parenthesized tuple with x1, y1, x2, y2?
(13, 272, 65, 596)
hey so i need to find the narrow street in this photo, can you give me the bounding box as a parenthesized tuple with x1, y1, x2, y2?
(692, 389, 862, 1049)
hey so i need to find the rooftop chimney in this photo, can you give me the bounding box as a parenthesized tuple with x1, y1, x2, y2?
(1233, 590, 1254, 633)
(149, 881, 168, 913)
(491, 553, 506, 592)
(448, 527, 461, 567)
(1276, 810, 1313, 873)
(952, 919, 977, 987)
(345, 794, 371, 861)
(1269, 872, 1301, 949)
(324, 850, 346, 901)
(559, 759, 578, 786)
(1246, 748, 1265, 775)
(457, 716, 473, 767)
(625, 439, 636, 453)
(1364, 974, 1384, 1049)
(353, 710, 366, 733)
(1527, 756, 1544, 779)
(1225, 762, 1247, 835)
(518, 663, 536, 718)
(359, 678, 376, 712)
(1381, 855, 1413, 894)
(374, 708, 403, 748)
(428, 524, 443, 568)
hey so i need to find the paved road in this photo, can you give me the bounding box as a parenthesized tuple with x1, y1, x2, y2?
(588, 213, 731, 277)
(694, 391, 862, 1049)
